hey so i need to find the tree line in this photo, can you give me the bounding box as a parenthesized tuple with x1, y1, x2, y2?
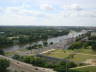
(12, 55, 87, 72)
(0, 27, 69, 49)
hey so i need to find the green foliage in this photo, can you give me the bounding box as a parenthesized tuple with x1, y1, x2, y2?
(12, 55, 78, 72)
(69, 69, 87, 72)
(88, 36, 96, 40)
(27, 46, 32, 50)
(69, 42, 83, 50)
(0, 58, 10, 72)
(0, 26, 70, 48)
(73, 66, 96, 72)
(18, 36, 29, 44)
(12, 54, 21, 60)
(75, 33, 87, 41)
(0, 50, 5, 55)
(67, 62, 77, 68)
(26, 44, 43, 51)
(43, 41, 48, 47)
(69, 41, 92, 50)
(50, 42, 53, 45)
(91, 41, 96, 51)
(88, 41, 96, 51)
(0, 37, 13, 48)
(38, 44, 43, 48)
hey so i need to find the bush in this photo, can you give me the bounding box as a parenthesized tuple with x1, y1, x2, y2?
(0, 58, 10, 72)
(12, 55, 78, 72)
(69, 42, 83, 50)
(0, 50, 5, 55)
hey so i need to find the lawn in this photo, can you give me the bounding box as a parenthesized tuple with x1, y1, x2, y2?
(73, 66, 96, 72)
(44, 49, 96, 62)
(73, 48, 96, 55)
(71, 54, 96, 62)
(5, 48, 30, 56)
(44, 49, 73, 58)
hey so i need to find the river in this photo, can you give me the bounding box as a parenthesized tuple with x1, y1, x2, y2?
(3, 30, 87, 52)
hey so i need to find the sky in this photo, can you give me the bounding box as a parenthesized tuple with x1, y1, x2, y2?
(0, 0, 96, 26)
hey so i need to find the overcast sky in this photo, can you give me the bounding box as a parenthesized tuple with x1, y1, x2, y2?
(0, 0, 96, 26)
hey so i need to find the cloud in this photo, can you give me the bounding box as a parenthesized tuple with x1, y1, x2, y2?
(61, 4, 96, 18)
(0, 5, 49, 26)
(0, 0, 96, 26)
(5, 7, 21, 15)
(40, 4, 54, 10)
(4, 6, 48, 18)
(64, 4, 82, 11)
(43, 12, 96, 26)
(0, 15, 37, 26)
(0, 7, 5, 15)
(79, 10, 96, 17)
(67, 10, 96, 18)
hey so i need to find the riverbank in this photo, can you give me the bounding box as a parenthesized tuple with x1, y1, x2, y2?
(3, 30, 86, 52)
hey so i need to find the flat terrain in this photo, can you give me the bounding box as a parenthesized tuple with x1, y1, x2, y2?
(44, 49, 96, 63)
(72, 65, 96, 72)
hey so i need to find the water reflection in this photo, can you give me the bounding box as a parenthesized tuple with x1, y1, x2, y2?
(3, 30, 87, 52)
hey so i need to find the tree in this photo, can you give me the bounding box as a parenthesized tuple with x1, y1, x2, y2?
(27, 46, 32, 50)
(43, 41, 48, 47)
(69, 42, 82, 50)
(0, 50, 5, 55)
(89, 41, 96, 51)
(0, 58, 10, 72)
(50, 42, 53, 45)
(12, 54, 21, 60)
(41, 34, 48, 41)
(0, 37, 13, 47)
(91, 44, 96, 51)
(18, 36, 26, 44)
(67, 62, 77, 68)
(38, 44, 43, 48)
(88, 36, 96, 40)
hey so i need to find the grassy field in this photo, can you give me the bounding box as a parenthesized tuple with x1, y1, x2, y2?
(5, 48, 30, 56)
(72, 66, 96, 72)
(45, 49, 73, 58)
(73, 48, 96, 55)
(44, 49, 96, 62)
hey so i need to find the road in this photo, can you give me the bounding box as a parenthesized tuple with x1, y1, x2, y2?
(0, 55, 55, 72)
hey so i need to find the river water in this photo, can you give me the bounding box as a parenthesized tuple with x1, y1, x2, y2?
(3, 30, 87, 52)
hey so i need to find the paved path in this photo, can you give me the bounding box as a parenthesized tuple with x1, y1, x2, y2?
(39, 49, 56, 54)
